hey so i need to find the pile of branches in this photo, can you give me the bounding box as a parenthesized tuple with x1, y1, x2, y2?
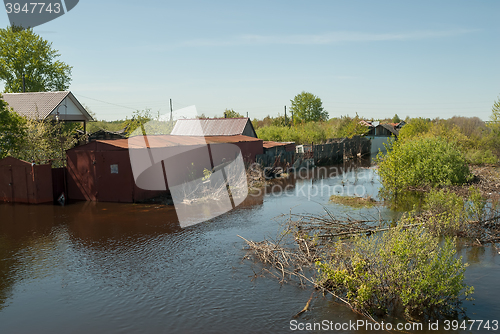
(469, 165, 500, 196)
(239, 209, 395, 285)
(238, 224, 319, 287)
(281, 206, 427, 243)
(238, 211, 392, 320)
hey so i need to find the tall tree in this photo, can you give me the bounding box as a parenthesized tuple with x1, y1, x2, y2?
(0, 26, 72, 92)
(0, 94, 25, 159)
(492, 95, 500, 122)
(392, 114, 401, 123)
(489, 95, 500, 137)
(289, 91, 328, 124)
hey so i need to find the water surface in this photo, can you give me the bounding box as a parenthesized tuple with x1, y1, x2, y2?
(0, 159, 498, 333)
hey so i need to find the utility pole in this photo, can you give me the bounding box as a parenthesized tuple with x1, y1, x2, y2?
(169, 99, 173, 122)
(284, 106, 287, 124)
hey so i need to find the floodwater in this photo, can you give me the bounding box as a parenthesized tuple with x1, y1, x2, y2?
(0, 158, 498, 334)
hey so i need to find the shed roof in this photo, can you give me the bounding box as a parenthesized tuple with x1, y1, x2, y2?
(171, 118, 256, 136)
(71, 134, 262, 151)
(263, 141, 294, 149)
(1, 91, 94, 122)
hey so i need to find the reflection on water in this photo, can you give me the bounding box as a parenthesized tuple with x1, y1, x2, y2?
(0, 157, 498, 333)
(383, 190, 425, 212)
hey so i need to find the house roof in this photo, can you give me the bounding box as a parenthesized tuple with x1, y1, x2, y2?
(1, 91, 94, 122)
(359, 120, 373, 127)
(171, 118, 256, 137)
(71, 134, 262, 151)
(379, 123, 399, 136)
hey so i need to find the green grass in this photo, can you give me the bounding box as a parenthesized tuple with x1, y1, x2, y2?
(329, 195, 377, 209)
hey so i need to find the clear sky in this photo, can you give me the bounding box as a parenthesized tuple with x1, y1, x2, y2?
(1, 0, 499, 121)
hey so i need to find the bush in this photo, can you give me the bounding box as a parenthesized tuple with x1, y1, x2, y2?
(316, 223, 473, 319)
(466, 186, 487, 221)
(465, 148, 498, 165)
(397, 117, 432, 141)
(422, 189, 466, 236)
(377, 137, 471, 195)
(397, 116, 500, 165)
(423, 188, 464, 215)
(14, 117, 81, 167)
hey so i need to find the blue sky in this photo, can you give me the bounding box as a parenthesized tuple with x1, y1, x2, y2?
(2, 0, 499, 121)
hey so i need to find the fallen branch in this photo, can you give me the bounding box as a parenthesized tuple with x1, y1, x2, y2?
(318, 223, 424, 238)
(293, 292, 314, 318)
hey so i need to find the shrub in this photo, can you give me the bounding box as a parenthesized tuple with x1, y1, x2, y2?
(397, 117, 432, 141)
(465, 148, 498, 165)
(377, 137, 470, 195)
(466, 186, 487, 221)
(422, 189, 466, 236)
(316, 223, 473, 319)
(397, 116, 500, 165)
(423, 188, 464, 215)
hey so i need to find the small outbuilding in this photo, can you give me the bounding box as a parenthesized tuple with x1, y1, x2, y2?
(0, 157, 53, 204)
(256, 141, 296, 167)
(362, 121, 405, 154)
(66, 134, 263, 203)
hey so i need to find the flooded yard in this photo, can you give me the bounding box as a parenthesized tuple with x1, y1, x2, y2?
(0, 159, 498, 333)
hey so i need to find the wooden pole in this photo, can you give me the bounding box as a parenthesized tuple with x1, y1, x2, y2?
(170, 98, 173, 122)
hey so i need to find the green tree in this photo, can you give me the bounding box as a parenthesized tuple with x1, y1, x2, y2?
(377, 137, 470, 196)
(392, 114, 401, 123)
(122, 109, 153, 136)
(223, 109, 244, 118)
(398, 117, 432, 141)
(0, 26, 72, 92)
(124, 109, 174, 137)
(0, 94, 25, 158)
(15, 117, 80, 167)
(337, 114, 369, 138)
(289, 91, 328, 124)
(492, 95, 500, 122)
(271, 114, 290, 127)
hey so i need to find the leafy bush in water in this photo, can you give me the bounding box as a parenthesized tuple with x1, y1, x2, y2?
(422, 189, 466, 236)
(377, 137, 470, 194)
(466, 186, 487, 222)
(316, 223, 473, 319)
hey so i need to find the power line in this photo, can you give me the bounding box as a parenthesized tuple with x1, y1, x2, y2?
(323, 101, 491, 106)
(73, 93, 140, 111)
(326, 106, 490, 110)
